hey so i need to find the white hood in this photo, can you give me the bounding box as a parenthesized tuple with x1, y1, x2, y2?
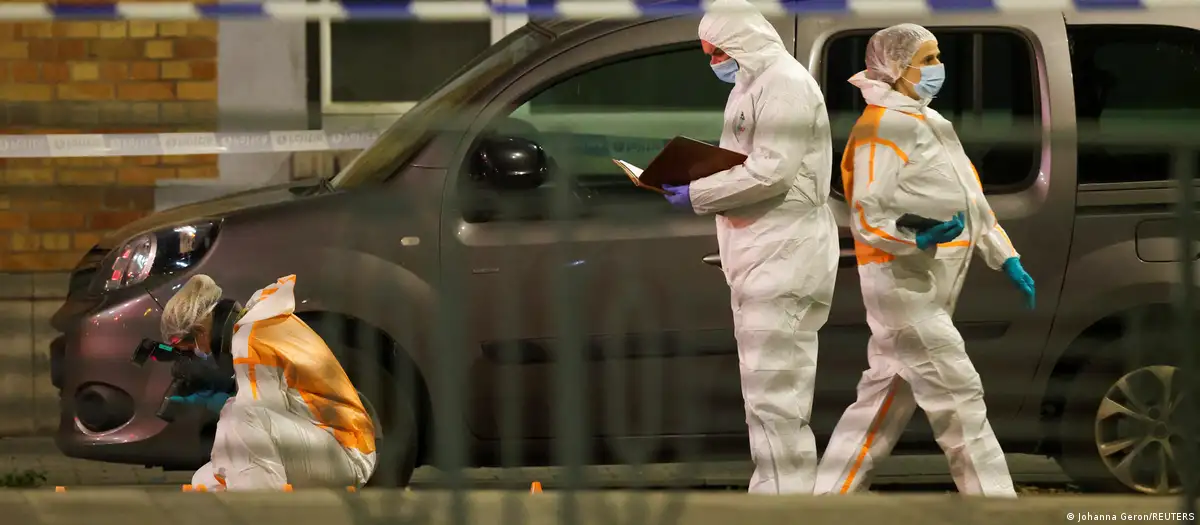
(848, 70, 926, 113)
(698, 0, 789, 79)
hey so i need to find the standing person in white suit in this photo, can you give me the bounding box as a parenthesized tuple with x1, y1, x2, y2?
(659, 0, 839, 494)
(813, 24, 1035, 497)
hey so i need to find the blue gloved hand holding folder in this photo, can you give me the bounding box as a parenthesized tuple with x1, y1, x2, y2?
(610, 136, 747, 215)
(661, 184, 693, 211)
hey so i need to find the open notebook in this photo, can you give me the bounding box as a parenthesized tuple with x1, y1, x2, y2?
(612, 160, 666, 194)
(611, 136, 747, 194)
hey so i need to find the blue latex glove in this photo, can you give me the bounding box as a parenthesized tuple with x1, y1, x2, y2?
(169, 390, 231, 413)
(1002, 257, 1036, 309)
(661, 183, 693, 212)
(915, 212, 966, 250)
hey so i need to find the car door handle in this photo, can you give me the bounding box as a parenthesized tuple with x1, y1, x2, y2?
(702, 254, 722, 267)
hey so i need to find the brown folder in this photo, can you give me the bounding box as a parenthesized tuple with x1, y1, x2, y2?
(611, 136, 747, 194)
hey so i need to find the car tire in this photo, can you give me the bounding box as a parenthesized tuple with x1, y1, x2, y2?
(1057, 335, 1192, 495)
(332, 344, 421, 488)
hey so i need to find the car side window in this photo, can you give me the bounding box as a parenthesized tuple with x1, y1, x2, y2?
(460, 45, 731, 223)
(822, 29, 1041, 196)
(1069, 24, 1200, 185)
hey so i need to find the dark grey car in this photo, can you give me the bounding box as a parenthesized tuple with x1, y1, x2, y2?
(51, 11, 1200, 493)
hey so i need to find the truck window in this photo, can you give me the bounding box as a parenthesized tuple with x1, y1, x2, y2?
(505, 47, 727, 183)
(461, 44, 731, 222)
(527, 45, 729, 114)
(1069, 24, 1200, 185)
(822, 29, 1041, 195)
(513, 44, 729, 173)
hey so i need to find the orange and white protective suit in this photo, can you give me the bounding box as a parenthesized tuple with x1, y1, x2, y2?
(192, 275, 376, 490)
(811, 23, 1017, 496)
(813, 26, 1018, 498)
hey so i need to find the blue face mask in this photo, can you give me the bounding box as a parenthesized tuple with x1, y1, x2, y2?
(711, 59, 739, 84)
(908, 63, 946, 100)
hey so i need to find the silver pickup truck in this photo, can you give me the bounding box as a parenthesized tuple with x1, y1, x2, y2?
(50, 8, 1200, 494)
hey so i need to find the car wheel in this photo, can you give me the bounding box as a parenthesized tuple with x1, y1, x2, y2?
(335, 349, 420, 487)
(1058, 338, 1195, 494)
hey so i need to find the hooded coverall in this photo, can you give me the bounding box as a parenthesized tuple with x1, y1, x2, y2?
(692, 0, 839, 495)
(191, 275, 377, 490)
(812, 71, 1017, 497)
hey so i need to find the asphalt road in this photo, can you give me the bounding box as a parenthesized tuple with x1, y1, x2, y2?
(403, 455, 1077, 493)
(0, 437, 1078, 492)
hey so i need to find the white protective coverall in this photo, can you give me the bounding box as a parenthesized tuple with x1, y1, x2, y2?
(691, 0, 839, 495)
(192, 275, 377, 490)
(812, 32, 1018, 496)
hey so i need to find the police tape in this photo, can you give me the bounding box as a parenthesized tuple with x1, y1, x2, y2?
(0, 130, 382, 158)
(0, 129, 683, 158)
(5, 122, 1199, 159)
(0, 0, 1191, 22)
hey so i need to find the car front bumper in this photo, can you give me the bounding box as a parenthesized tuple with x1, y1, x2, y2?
(52, 289, 214, 469)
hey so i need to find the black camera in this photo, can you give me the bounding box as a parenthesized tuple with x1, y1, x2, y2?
(132, 299, 243, 422)
(130, 338, 205, 422)
(131, 338, 190, 366)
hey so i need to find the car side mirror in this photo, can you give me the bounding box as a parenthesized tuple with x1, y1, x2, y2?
(470, 135, 549, 191)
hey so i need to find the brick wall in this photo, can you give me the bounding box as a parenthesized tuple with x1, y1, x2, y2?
(0, 12, 220, 272)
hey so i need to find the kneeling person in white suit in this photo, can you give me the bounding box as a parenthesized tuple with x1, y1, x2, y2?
(161, 274, 377, 490)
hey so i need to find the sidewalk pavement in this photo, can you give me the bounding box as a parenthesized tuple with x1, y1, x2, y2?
(0, 437, 191, 486)
(0, 437, 1073, 489)
(0, 491, 1178, 525)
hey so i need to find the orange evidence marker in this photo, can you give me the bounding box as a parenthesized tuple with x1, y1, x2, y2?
(530, 481, 543, 494)
(282, 484, 294, 492)
(54, 486, 66, 493)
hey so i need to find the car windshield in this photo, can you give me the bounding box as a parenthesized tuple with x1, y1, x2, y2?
(330, 25, 552, 188)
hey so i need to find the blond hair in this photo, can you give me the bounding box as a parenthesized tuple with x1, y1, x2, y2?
(160, 274, 223, 342)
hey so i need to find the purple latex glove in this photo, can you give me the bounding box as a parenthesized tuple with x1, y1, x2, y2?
(662, 183, 693, 212)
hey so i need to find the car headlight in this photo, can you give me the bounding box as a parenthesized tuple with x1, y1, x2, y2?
(101, 222, 219, 293)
